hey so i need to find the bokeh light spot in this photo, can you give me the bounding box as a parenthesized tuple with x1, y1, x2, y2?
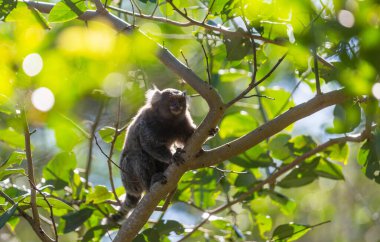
(23, 53, 43, 77)
(338, 10, 355, 28)
(31, 87, 55, 112)
(372, 83, 380, 100)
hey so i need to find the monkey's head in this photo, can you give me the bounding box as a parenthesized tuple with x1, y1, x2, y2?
(147, 88, 188, 120)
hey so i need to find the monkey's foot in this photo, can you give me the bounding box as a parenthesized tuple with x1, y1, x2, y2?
(172, 148, 185, 165)
(151, 173, 167, 187)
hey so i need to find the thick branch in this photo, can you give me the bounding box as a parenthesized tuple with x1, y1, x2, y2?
(190, 89, 348, 169)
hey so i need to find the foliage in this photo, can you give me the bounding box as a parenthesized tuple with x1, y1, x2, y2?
(0, 0, 379, 241)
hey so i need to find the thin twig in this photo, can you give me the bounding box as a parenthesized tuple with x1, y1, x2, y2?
(201, 42, 211, 84)
(94, 136, 128, 174)
(243, 94, 275, 100)
(210, 166, 248, 174)
(29, 180, 58, 241)
(202, 0, 216, 23)
(312, 46, 321, 95)
(180, 50, 190, 68)
(274, 79, 303, 117)
(19, 109, 54, 242)
(21, 108, 40, 226)
(106, 96, 123, 206)
(85, 102, 105, 189)
(226, 53, 287, 107)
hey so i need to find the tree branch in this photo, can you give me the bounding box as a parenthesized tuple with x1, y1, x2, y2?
(191, 88, 349, 169)
(85, 102, 104, 189)
(20, 109, 54, 242)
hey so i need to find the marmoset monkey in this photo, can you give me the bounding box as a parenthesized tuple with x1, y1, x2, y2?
(116, 88, 196, 218)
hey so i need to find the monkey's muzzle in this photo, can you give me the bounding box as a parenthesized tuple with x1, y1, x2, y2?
(170, 105, 183, 115)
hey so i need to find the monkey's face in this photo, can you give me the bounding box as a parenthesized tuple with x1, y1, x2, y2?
(159, 90, 187, 119)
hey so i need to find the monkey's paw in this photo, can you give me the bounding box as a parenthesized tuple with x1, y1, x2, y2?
(172, 148, 185, 165)
(208, 127, 219, 137)
(151, 173, 167, 186)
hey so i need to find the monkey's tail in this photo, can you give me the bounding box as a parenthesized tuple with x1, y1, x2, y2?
(109, 193, 141, 222)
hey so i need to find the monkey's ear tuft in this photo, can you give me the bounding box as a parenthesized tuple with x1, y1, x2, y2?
(146, 88, 162, 105)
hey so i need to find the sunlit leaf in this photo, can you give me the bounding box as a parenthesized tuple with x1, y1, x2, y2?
(315, 159, 344, 180)
(48, 0, 87, 23)
(87, 185, 112, 204)
(219, 112, 258, 139)
(43, 152, 77, 190)
(98, 126, 115, 143)
(0, 0, 17, 21)
(23, 197, 74, 210)
(256, 214, 272, 238)
(268, 134, 292, 161)
(0, 151, 24, 166)
(267, 190, 296, 215)
(0, 128, 24, 149)
(272, 223, 311, 241)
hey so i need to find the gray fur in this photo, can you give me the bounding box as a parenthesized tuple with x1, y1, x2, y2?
(118, 88, 196, 216)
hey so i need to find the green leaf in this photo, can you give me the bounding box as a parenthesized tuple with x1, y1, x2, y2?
(268, 134, 292, 161)
(159, 1, 174, 17)
(357, 135, 380, 184)
(0, 151, 25, 171)
(324, 143, 348, 163)
(48, 0, 87, 23)
(83, 224, 119, 242)
(210, 219, 230, 229)
(43, 152, 77, 190)
(315, 159, 344, 180)
(327, 101, 361, 134)
(154, 220, 184, 235)
(50, 116, 86, 151)
(0, 128, 24, 148)
(3, 187, 28, 201)
(223, 32, 251, 61)
(0, 0, 17, 21)
(219, 112, 258, 139)
(61, 208, 94, 233)
(0, 203, 17, 230)
(267, 191, 296, 215)
(271, 223, 311, 241)
(261, 88, 294, 119)
(290, 135, 317, 154)
(277, 158, 319, 188)
(0, 168, 26, 181)
(87, 185, 112, 204)
(234, 172, 256, 187)
(98, 126, 115, 143)
(23, 197, 74, 210)
(256, 214, 272, 238)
